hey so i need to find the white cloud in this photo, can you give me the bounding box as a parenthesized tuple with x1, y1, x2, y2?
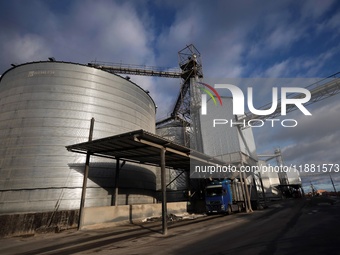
(263, 60, 290, 77)
(301, 0, 335, 19)
(317, 11, 340, 36)
(257, 97, 340, 165)
(265, 25, 302, 51)
(1, 0, 340, 170)
(2, 33, 52, 64)
(53, 1, 156, 65)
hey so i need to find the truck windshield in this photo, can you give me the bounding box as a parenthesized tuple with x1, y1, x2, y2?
(206, 187, 222, 197)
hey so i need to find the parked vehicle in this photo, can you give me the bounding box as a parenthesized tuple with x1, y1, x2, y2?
(205, 179, 247, 214)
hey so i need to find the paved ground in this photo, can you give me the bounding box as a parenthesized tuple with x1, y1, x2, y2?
(0, 197, 339, 255)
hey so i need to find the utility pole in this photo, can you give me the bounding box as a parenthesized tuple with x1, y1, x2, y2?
(310, 182, 316, 196)
(329, 173, 337, 194)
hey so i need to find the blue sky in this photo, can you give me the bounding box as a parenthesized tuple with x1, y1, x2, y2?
(1, 0, 340, 192)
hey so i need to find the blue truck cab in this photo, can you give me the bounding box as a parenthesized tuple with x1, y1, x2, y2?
(205, 179, 244, 214)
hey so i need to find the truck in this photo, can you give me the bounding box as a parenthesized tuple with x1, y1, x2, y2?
(205, 179, 254, 214)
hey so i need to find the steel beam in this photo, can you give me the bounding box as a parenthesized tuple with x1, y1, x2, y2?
(160, 147, 167, 235)
(114, 159, 120, 206)
(78, 117, 95, 230)
(88, 63, 181, 78)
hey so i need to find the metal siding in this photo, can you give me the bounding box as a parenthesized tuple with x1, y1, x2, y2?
(200, 97, 257, 161)
(0, 62, 156, 214)
(156, 123, 188, 190)
(156, 125, 185, 145)
(237, 125, 258, 160)
(200, 97, 239, 158)
(287, 168, 302, 185)
(257, 160, 281, 199)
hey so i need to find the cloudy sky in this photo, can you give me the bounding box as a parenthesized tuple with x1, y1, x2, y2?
(1, 0, 339, 192)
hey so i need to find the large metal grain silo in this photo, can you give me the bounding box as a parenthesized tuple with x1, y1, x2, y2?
(0, 61, 157, 215)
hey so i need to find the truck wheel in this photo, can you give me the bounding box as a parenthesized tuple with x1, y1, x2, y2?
(227, 205, 232, 215)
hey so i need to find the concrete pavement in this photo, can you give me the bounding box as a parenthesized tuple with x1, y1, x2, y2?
(0, 197, 339, 255)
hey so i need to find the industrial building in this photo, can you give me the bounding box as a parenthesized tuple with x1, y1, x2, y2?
(1, 44, 339, 237)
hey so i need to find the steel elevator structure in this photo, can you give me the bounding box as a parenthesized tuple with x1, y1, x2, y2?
(88, 45, 340, 197)
(88, 45, 340, 205)
(89, 44, 204, 151)
(88, 46, 340, 151)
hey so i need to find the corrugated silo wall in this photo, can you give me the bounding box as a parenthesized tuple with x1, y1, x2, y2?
(0, 62, 157, 236)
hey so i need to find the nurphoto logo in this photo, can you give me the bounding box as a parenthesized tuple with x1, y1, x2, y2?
(198, 82, 312, 128)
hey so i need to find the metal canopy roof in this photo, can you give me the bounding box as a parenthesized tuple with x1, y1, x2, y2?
(66, 129, 243, 235)
(66, 129, 228, 171)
